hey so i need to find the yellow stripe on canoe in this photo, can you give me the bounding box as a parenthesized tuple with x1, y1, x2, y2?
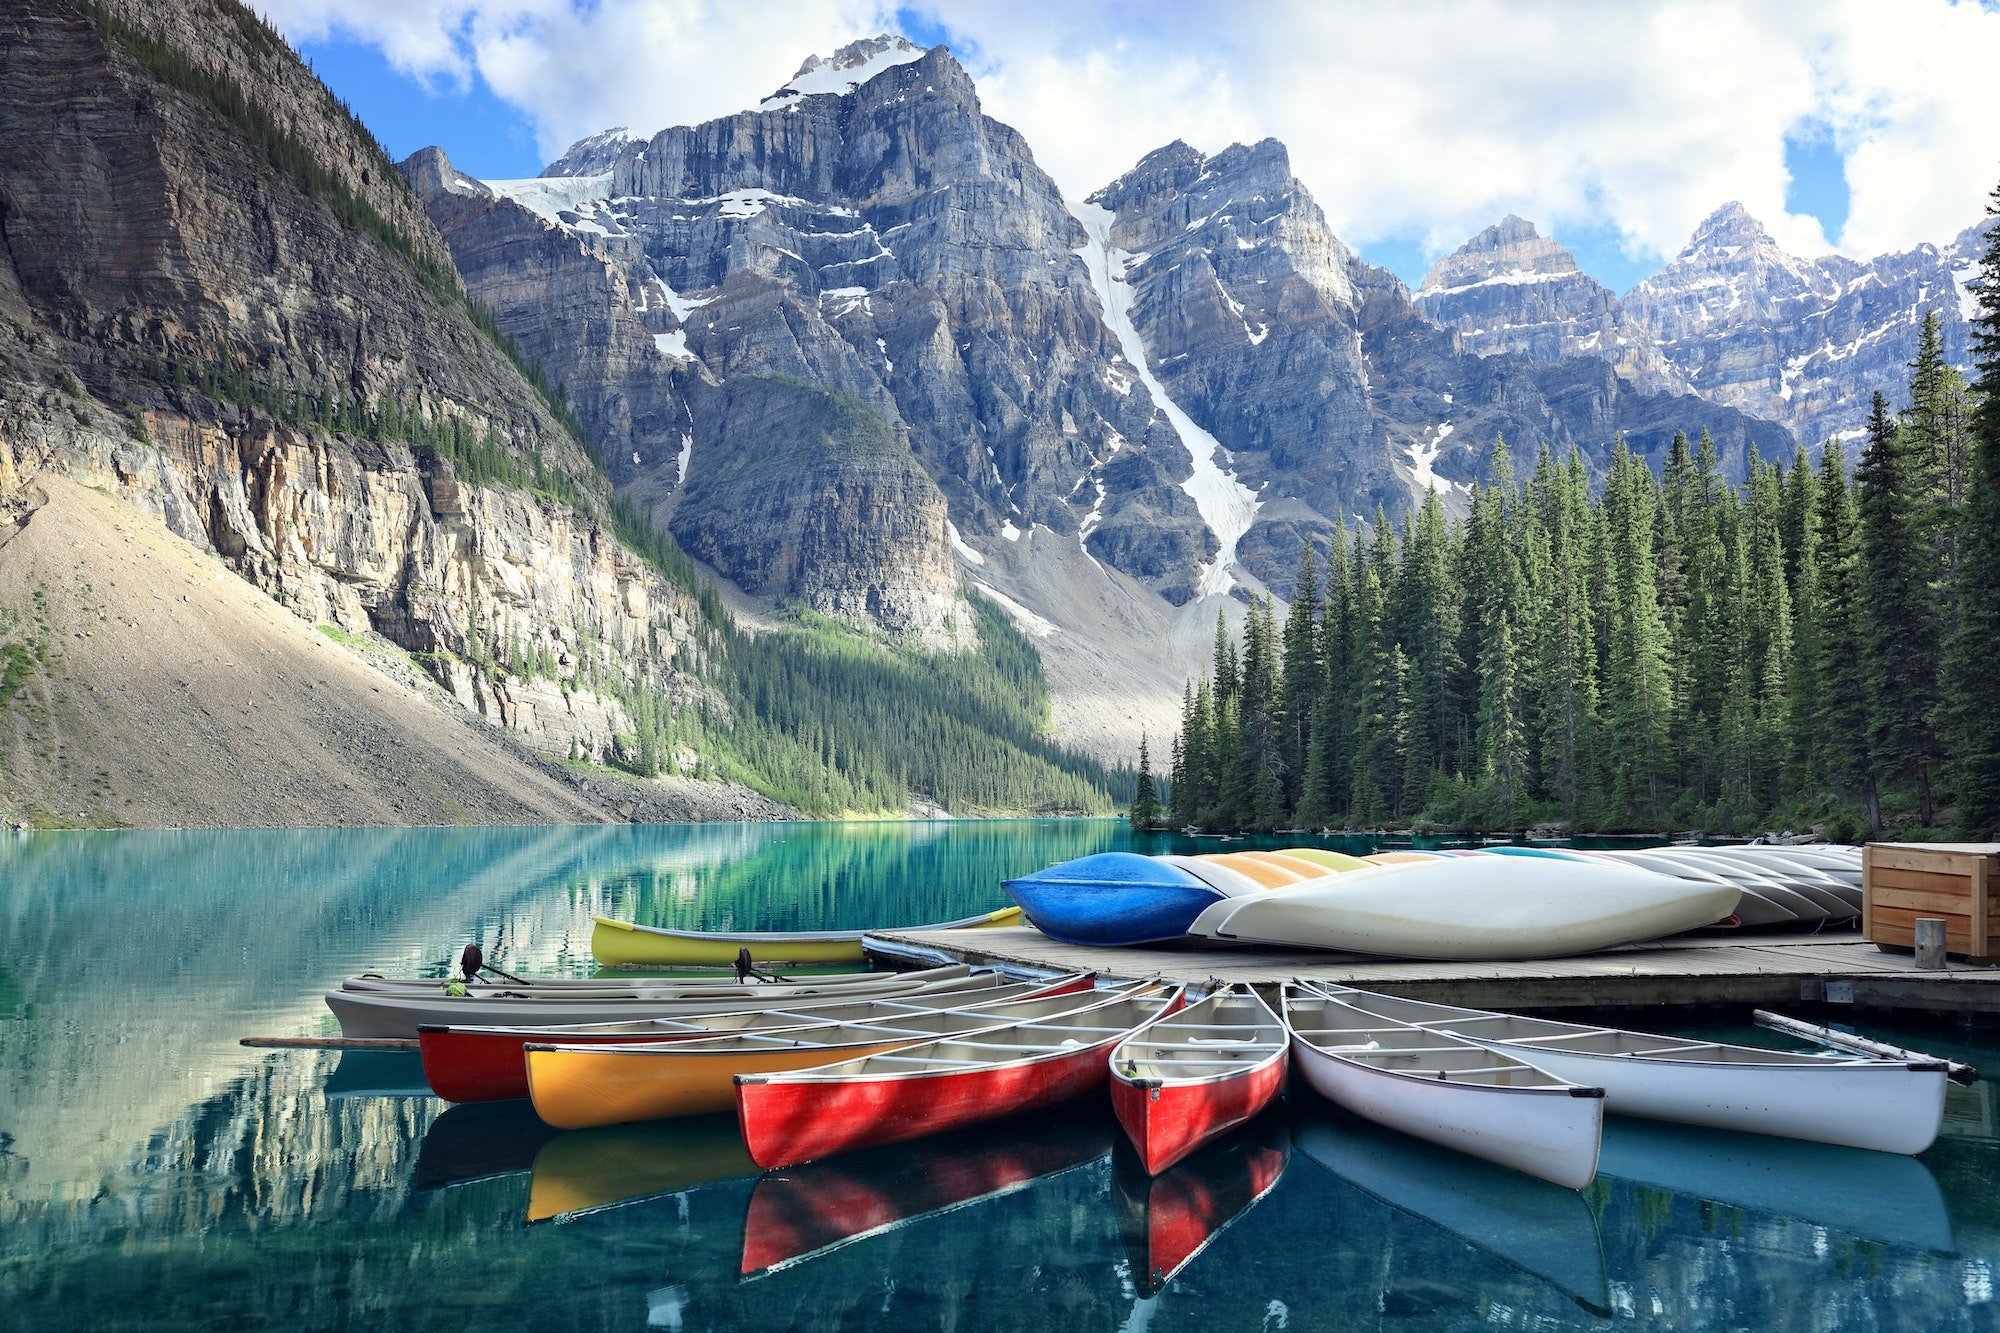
(1274, 847, 1376, 873)
(590, 905, 1024, 969)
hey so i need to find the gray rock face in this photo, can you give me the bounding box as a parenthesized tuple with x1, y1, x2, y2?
(1086, 141, 1796, 595)
(1424, 202, 1986, 448)
(1625, 203, 1984, 445)
(1415, 217, 1683, 392)
(669, 376, 968, 642)
(410, 41, 1218, 611)
(0, 0, 714, 768)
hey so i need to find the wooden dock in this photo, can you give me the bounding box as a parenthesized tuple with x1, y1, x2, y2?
(866, 926, 2000, 1013)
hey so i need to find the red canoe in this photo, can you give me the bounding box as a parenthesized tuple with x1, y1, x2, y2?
(417, 971, 1093, 1103)
(734, 988, 1184, 1170)
(1113, 1111, 1290, 1294)
(1109, 985, 1289, 1175)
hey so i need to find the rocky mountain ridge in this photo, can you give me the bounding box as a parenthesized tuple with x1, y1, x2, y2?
(445, 39, 1796, 633)
(0, 0, 768, 820)
(1418, 204, 1987, 449)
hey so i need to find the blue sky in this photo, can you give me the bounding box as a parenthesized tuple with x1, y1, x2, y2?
(275, 1, 1989, 295)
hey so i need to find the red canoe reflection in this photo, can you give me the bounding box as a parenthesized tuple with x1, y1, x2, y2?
(739, 1107, 1116, 1277)
(1114, 1112, 1290, 1295)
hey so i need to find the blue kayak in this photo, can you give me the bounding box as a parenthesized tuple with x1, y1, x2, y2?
(1002, 853, 1226, 946)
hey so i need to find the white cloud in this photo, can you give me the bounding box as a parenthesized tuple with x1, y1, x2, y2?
(262, 0, 2000, 273)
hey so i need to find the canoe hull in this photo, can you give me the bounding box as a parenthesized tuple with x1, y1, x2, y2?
(1194, 858, 1738, 959)
(736, 993, 1183, 1169)
(1112, 1054, 1287, 1176)
(1291, 1037, 1603, 1189)
(527, 1039, 923, 1128)
(738, 1044, 1121, 1170)
(422, 1026, 719, 1104)
(591, 907, 1022, 968)
(1460, 1038, 1946, 1155)
(1002, 853, 1223, 946)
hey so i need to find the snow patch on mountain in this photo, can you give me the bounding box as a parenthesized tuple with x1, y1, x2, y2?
(482, 173, 613, 225)
(1406, 422, 1458, 495)
(1070, 199, 1260, 597)
(760, 35, 927, 109)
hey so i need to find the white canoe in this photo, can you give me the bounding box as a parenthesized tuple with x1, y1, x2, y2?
(1592, 849, 1823, 924)
(1307, 983, 1946, 1155)
(1192, 857, 1737, 960)
(330, 967, 978, 1039)
(1283, 987, 1604, 1189)
(342, 965, 917, 993)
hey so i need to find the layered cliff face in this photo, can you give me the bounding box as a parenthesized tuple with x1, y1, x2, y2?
(1085, 141, 1795, 594)
(1414, 217, 1685, 392)
(1423, 203, 1985, 448)
(0, 0, 723, 804)
(409, 39, 1218, 613)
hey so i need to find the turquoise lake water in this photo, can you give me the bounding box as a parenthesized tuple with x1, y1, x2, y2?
(4, 819, 2000, 1330)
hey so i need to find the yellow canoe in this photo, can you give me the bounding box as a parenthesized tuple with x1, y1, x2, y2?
(591, 906, 1024, 968)
(526, 1033, 924, 1127)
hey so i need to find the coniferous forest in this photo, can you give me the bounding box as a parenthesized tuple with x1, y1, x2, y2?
(1160, 194, 2000, 840)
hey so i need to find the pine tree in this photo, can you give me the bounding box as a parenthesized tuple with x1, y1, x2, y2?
(1167, 683, 1197, 828)
(1812, 440, 1872, 807)
(1278, 544, 1321, 810)
(1129, 734, 1160, 831)
(1534, 447, 1601, 823)
(1857, 389, 1941, 826)
(1942, 183, 2000, 836)
(1393, 491, 1462, 814)
(1469, 435, 1530, 827)
(1779, 447, 1821, 796)
(1601, 441, 1674, 826)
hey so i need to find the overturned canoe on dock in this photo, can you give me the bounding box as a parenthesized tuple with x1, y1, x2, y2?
(417, 972, 1093, 1103)
(734, 988, 1185, 1169)
(1194, 856, 1737, 959)
(1284, 985, 1605, 1189)
(1306, 982, 1947, 1155)
(1110, 986, 1288, 1176)
(591, 907, 1023, 968)
(1001, 853, 1268, 945)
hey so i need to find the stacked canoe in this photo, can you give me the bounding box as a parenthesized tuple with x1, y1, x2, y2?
(1000, 843, 1865, 957)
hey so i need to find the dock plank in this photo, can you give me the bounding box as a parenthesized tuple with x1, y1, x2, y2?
(867, 926, 2000, 1012)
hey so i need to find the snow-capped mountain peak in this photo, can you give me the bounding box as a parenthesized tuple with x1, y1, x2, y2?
(760, 35, 928, 108)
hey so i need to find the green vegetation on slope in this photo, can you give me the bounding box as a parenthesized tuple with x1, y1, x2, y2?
(1172, 302, 1994, 841)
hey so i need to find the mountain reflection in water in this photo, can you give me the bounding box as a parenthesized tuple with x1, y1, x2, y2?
(3, 822, 1999, 1331)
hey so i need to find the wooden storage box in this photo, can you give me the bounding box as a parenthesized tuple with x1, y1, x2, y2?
(1863, 843, 2000, 963)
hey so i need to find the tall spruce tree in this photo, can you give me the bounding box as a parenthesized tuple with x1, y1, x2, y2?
(1129, 735, 1160, 830)
(1278, 545, 1321, 810)
(1942, 186, 2000, 836)
(1857, 389, 1941, 826)
(1534, 447, 1602, 823)
(1812, 439, 1872, 807)
(1601, 442, 1675, 826)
